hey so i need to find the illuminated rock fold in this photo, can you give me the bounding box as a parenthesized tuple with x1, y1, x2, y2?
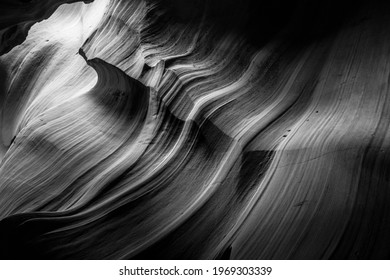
(0, 0, 390, 259)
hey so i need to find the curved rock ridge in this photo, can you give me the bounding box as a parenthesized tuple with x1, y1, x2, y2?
(1, 0, 390, 259)
(0, 0, 95, 56)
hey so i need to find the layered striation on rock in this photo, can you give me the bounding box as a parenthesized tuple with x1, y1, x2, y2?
(0, 0, 95, 56)
(0, 0, 390, 259)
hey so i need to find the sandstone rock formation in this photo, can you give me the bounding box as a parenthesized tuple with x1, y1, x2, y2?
(0, 0, 389, 259)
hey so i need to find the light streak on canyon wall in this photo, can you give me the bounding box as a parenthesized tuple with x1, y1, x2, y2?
(0, 0, 390, 259)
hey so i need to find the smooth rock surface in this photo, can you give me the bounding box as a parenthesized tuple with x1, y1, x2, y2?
(0, 0, 390, 259)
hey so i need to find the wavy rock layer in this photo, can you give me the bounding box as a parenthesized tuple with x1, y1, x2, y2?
(0, 0, 390, 259)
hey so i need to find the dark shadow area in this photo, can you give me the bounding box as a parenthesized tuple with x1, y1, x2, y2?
(152, 0, 368, 48)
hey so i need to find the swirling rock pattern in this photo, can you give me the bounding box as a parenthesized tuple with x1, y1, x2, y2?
(0, 0, 390, 259)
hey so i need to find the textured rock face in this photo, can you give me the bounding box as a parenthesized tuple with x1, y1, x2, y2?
(0, 0, 94, 56)
(0, 0, 390, 259)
